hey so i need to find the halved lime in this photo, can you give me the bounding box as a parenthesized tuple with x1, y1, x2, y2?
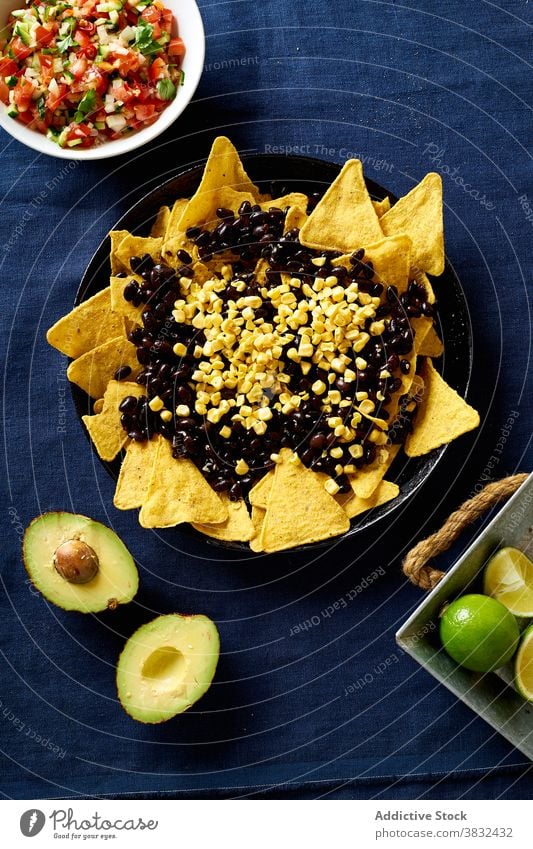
(440, 593, 520, 673)
(483, 547, 533, 618)
(515, 625, 533, 702)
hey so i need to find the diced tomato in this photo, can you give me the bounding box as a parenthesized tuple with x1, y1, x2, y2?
(84, 66, 108, 95)
(149, 56, 167, 82)
(35, 26, 55, 47)
(0, 56, 18, 76)
(0, 79, 9, 105)
(74, 28, 91, 49)
(68, 122, 92, 139)
(161, 8, 173, 30)
(151, 22, 162, 39)
(11, 37, 32, 61)
(112, 49, 142, 75)
(167, 37, 185, 59)
(46, 82, 68, 110)
(141, 6, 161, 24)
(134, 103, 156, 122)
(38, 53, 54, 85)
(13, 78, 34, 111)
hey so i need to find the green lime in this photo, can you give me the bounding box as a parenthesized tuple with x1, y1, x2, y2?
(440, 593, 520, 673)
(515, 624, 533, 702)
(483, 547, 533, 618)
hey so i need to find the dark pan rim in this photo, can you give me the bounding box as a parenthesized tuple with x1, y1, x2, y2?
(72, 153, 474, 553)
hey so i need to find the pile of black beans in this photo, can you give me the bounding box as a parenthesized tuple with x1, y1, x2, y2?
(116, 203, 435, 499)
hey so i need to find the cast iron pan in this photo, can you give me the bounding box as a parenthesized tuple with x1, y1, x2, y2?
(72, 154, 473, 551)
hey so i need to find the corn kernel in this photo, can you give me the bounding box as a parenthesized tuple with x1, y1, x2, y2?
(330, 446, 343, 459)
(324, 478, 340, 495)
(149, 396, 164, 412)
(219, 425, 232, 438)
(312, 379, 326, 395)
(349, 444, 363, 459)
(235, 458, 249, 475)
(160, 409, 172, 422)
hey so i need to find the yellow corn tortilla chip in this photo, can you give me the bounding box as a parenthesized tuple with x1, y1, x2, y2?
(114, 234, 162, 274)
(248, 470, 275, 507)
(192, 495, 253, 541)
(46, 287, 125, 359)
(67, 335, 140, 399)
(113, 436, 160, 510)
(160, 198, 193, 264)
(93, 398, 104, 414)
(82, 380, 145, 462)
(183, 186, 256, 234)
(410, 268, 436, 304)
(348, 444, 400, 499)
(380, 173, 444, 276)
(299, 159, 383, 252)
(139, 438, 227, 528)
(151, 205, 171, 238)
(178, 136, 260, 234)
(284, 204, 308, 232)
(372, 196, 391, 217)
(412, 315, 433, 354)
(336, 479, 400, 519)
(260, 192, 308, 213)
(260, 451, 349, 552)
(109, 274, 144, 327)
(405, 359, 479, 456)
(417, 323, 444, 358)
(249, 505, 266, 552)
(333, 234, 412, 294)
(109, 230, 130, 274)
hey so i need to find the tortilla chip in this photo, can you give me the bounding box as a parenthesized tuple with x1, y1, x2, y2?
(405, 359, 479, 456)
(412, 315, 433, 354)
(380, 173, 444, 276)
(337, 479, 399, 519)
(261, 192, 308, 213)
(67, 335, 140, 398)
(93, 398, 104, 414)
(82, 380, 145, 462)
(348, 444, 400, 499)
(372, 196, 391, 217)
(46, 287, 125, 358)
(178, 137, 260, 234)
(160, 198, 192, 264)
(248, 471, 275, 507)
(113, 436, 160, 509)
(151, 205, 171, 238)
(249, 506, 266, 552)
(333, 235, 412, 294)
(114, 235, 162, 275)
(192, 495, 253, 541)
(109, 230, 130, 274)
(284, 204, 308, 232)
(109, 274, 144, 327)
(418, 323, 444, 358)
(260, 450, 349, 552)
(299, 159, 383, 252)
(139, 438, 227, 528)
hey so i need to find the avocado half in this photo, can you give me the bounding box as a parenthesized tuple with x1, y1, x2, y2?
(116, 614, 220, 723)
(23, 512, 139, 613)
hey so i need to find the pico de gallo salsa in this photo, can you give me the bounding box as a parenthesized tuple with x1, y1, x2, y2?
(0, 0, 185, 148)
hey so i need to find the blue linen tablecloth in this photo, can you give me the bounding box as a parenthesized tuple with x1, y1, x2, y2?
(1, 0, 532, 799)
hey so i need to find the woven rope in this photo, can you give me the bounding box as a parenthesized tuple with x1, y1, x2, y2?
(402, 473, 529, 590)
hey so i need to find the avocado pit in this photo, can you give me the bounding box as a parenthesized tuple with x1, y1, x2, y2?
(54, 539, 100, 584)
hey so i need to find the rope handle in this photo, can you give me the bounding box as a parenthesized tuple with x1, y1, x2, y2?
(402, 473, 529, 590)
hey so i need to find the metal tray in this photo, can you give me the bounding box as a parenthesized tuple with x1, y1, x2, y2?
(396, 473, 533, 759)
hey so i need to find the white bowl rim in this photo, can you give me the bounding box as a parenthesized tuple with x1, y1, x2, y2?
(0, 0, 205, 160)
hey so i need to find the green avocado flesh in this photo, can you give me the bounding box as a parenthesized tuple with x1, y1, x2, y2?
(116, 614, 220, 723)
(23, 512, 139, 613)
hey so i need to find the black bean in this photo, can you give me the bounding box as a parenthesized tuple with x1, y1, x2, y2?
(114, 365, 132, 381)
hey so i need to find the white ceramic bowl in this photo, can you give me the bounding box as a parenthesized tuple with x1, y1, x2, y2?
(0, 0, 205, 159)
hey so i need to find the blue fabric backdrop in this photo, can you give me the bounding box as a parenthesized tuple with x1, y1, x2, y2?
(1, 0, 532, 799)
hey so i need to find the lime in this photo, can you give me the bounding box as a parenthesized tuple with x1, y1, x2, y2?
(440, 593, 520, 673)
(483, 547, 533, 618)
(515, 625, 533, 702)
